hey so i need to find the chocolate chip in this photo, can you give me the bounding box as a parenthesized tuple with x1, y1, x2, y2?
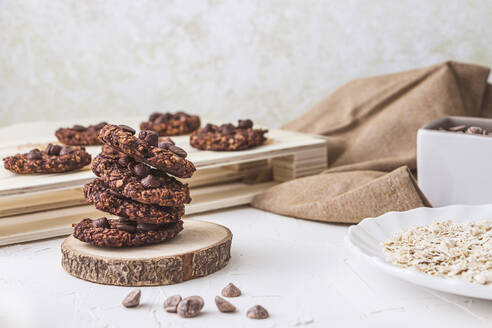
(72, 124, 87, 131)
(177, 296, 204, 318)
(155, 113, 172, 124)
(26, 149, 42, 160)
(220, 123, 235, 135)
(118, 124, 136, 135)
(93, 217, 109, 228)
(201, 123, 214, 133)
(116, 222, 137, 233)
(141, 174, 161, 188)
(118, 155, 132, 167)
(93, 122, 107, 129)
(466, 126, 484, 134)
(136, 222, 164, 231)
(238, 119, 253, 129)
(45, 144, 62, 156)
(149, 112, 161, 121)
(158, 141, 173, 149)
(221, 283, 241, 297)
(246, 305, 269, 319)
(133, 163, 150, 177)
(122, 289, 141, 308)
(163, 295, 182, 313)
(168, 145, 187, 158)
(215, 296, 236, 313)
(138, 130, 158, 146)
(59, 146, 76, 156)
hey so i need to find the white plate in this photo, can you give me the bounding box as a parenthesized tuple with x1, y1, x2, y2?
(345, 204, 492, 300)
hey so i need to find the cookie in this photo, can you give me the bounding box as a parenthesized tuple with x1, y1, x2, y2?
(98, 124, 195, 178)
(140, 112, 201, 136)
(55, 122, 107, 145)
(189, 120, 268, 151)
(3, 144, 91, 174)
(72, 217, 183, 248)
(84, 179, 185, 224)
(91, 154, 191, 207)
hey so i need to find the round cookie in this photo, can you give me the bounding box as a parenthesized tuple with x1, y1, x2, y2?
(84, 179, 185, 224)
(72, 218, 184, 248)
(3, 145, 92, 174)
(189, 120, 268, 151)
(91, 154, 191, 207)
(98, 124, 195, 178)
(140, 112, 201, 136)
(55, 122, 107, 145)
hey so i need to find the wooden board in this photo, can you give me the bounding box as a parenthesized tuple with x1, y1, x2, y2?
(0, 181, 277, 246)
(61, 220, 232, 286)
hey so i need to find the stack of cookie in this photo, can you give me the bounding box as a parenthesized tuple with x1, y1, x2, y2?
(73, 124, 196, 248)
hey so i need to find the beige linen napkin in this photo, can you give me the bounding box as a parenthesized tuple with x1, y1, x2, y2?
(252, 61, 492, 223)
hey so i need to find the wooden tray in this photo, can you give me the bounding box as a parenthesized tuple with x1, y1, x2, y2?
(0, 118, 327, 245)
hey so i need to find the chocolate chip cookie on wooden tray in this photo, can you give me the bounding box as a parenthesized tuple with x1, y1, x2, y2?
(190, 119, 268, 151)
(140, 112, 201, 136)
(55, 122, 107, 145)
(3, 144, 91, 174)
(73, 123, 195, 248)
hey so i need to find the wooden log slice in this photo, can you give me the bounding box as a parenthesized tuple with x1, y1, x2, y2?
(61, 219, 232, 286)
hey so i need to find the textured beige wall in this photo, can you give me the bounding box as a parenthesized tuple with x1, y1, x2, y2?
(1, 0, 491, 127)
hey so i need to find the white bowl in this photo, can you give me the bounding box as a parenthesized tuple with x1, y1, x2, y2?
(417, 116, 492, 207)
(345, 204, 492, 300)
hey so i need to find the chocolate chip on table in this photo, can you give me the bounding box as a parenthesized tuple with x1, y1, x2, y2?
(215, 296, 236, 313)
(163, 295, 182, 313)
(59, 146, 76, 156)
(246, 305, 269, 319)
(169, 145, 187, 158)
(138, 130, 158, 146)
(133, 163, 150, 177)
(177, 296, 204, 318)
(45, 144, 62, 156)
(237, 119, 253, 129)
(93, 217, 109, 228)
(118, 124, 136, 135)
(141, 174, 161, 188)
(26, 149, 42, 160)
(72, 124, 87, 131)
(122, 289, 141, 308)
(221, 282, 241, 297)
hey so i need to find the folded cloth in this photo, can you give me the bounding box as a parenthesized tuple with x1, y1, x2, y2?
(252, 61, 491, 223)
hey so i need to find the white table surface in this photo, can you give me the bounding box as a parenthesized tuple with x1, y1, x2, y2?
(2, 206, 492, 328)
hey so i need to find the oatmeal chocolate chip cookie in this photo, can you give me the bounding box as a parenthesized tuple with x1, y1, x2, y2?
(98, 124, 196, 178)
(84, 179, 185, 224)
(72, 217, 183, 248)
(3, 145, 92, 174)
(55, 122, 107, 145)
(91, 154, 191, 206)
(189, 120, 268, 151)
(140, 112, 201, 136)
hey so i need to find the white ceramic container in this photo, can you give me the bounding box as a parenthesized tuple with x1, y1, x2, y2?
(345, 204, 492, 300)
(417, 116, 492, 207)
